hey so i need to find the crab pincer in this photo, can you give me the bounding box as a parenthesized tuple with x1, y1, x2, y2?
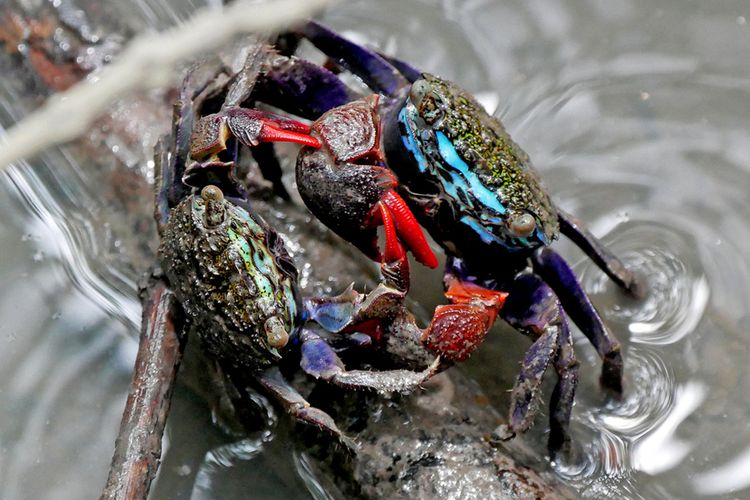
(296, 94, 438, 291)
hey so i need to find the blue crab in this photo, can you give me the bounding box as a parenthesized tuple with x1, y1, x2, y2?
(186, 22, 641, 454)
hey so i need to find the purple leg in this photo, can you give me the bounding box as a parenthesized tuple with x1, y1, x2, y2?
(499, 273, 579, 453)
(548, 314, 579, 456)
(558, 210, 642, 297)
(236, 53, 355, 202)
(299, 326, 440, 393)
(155, 83, 196, 231)
(254, 54, 354, 118)
(301, 21, 410, 97)
(532, 247, 623, 394)
(155, 60, 241, 231)
(378, 52, 422, 83)
(507, 326, 559, 433)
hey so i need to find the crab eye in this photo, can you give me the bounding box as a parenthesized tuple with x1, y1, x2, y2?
(409, 79, 432, 108)
(201, 184, 224, 202)
(508, 213, 537, 238)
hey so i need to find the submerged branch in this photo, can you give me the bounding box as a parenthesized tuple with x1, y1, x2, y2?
(101, 277, 185, 500)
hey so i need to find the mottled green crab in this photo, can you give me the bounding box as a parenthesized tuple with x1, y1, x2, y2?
(153, 61, 442, 450)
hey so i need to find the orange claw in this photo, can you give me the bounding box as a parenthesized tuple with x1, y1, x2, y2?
(422, 278, 508, 362)
(444, 278, 508, 325)
(422, 304, 493, 362)
(381, 190, 438, 269)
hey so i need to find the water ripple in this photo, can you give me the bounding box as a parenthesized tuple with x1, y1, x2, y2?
(580, 219, 710, 345)
(559, 347, 675, 479)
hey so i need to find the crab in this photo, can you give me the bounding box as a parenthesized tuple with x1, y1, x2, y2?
(185, 21, 642, 454)
(101, 55, 443, 498)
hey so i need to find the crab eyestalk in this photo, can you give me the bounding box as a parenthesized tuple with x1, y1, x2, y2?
(201, 184, 226, 227)
(264, 315, 290, 349)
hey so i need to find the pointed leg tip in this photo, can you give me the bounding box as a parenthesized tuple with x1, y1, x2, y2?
(548, 435, 574, 463)
(601, 380, 625, 401)
(490, 424, 516, 443)
(600, 357, 624, 396)
(624, 271, 648, 300)
(339, 435, 359, 455)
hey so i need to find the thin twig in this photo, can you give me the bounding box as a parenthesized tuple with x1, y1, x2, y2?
(0, 0, 332, 170)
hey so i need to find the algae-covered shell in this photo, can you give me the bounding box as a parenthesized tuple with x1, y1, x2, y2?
(389, 74, 560, 258)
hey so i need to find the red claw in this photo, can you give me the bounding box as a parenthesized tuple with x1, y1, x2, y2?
(444, 278, 508, 324)
(224, 108, 322, 149)
(381, 190, 438, 269)
(258, 122, 322, 149)
(377, 200, 406, 263)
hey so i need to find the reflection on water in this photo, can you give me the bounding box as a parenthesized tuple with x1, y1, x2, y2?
(2, 0, 750, 498)
(631, 381, 706, 475)
(191, 435, 270, 498)
(694, 444, 750, 496)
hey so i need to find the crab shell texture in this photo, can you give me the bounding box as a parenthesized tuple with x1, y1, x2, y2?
(160, 188, 299, 370)
(387, 73, 560, 260)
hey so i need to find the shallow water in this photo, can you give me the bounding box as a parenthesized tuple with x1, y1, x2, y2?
(2, 0, 750, 498)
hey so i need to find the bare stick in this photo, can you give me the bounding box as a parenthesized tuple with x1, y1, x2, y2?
(0, 0, 333, 170)
(101, 278, 185, 500)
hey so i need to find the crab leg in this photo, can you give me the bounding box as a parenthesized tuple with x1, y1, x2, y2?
(300, 20, 411, 97)
(299, 326, 440, 393)
(549, 315, 579, 456)
(558, 209, 642, 296)
(253, 367, 355, 451)
(531, 247, 623, 394)
(499, 272, 579, 453)
(253, 54, 355, 119)
(101, 277, 185, 500)
(155, 59, 233, 227)
(377, 52, 422, 83)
